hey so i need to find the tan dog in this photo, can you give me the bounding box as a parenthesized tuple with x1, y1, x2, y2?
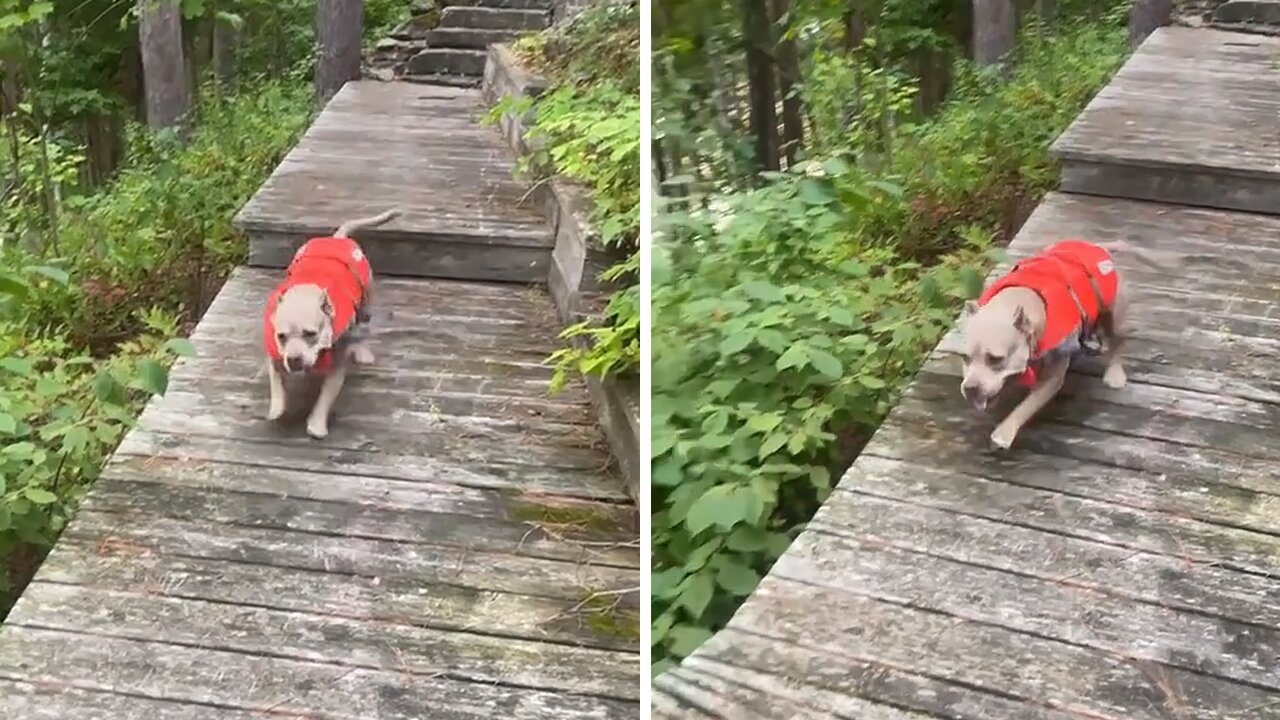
(264, 209, 399, 438)
(959, 239, 1129, 450)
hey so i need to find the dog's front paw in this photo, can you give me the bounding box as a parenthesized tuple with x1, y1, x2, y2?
(306, 417, 329, 439)
(267, 400, 286, 421)
(989, 424, 1018, 450)
(1103, 364, 1127, 390)
(351, 344, 375, 365)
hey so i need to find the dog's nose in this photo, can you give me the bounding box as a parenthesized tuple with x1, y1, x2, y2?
(961, 382, 988, 410)
(285, 355, 305, 373)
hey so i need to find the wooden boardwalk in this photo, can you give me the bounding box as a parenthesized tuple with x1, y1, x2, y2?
(653, 27, 1280, 719)
(0, 83, 640, 717)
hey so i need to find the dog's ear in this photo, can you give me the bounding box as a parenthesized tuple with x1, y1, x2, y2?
(1012, 305, 1033, 337)
(961, 300, 978, 319)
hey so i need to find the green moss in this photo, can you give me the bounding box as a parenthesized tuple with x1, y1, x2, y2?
(509, 500, 622, 532)
(580, 591, 641, 642)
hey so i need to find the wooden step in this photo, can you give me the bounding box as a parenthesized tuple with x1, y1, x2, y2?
(444, 0, 554, 10)
(233, 82, 551, 282)
(1049, 26, 1280, 215)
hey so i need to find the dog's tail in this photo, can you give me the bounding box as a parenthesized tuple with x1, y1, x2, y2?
(335, 209, 402, 238)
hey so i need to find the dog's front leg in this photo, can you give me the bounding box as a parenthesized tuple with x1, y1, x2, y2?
(266, 357, 287, 421)
(989, 358, 1070, 450)
(306, 365, 348, 439)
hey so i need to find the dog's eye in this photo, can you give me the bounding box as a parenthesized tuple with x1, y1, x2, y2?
(275, 332, 287, 345)
(986, 352, 1005, 366)
(302, 330, 318, 343)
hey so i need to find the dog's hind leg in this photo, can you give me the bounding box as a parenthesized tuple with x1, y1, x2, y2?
(1098, 280, 1129, 390)
(266, 357, 287, 421)
(307, 366, 349, 439)
(989, 356, 1070, 450)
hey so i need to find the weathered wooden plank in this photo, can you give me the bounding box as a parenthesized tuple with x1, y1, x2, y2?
(844, 452, 1280, 578)
(132, 398, 607, 470)
(726, 577, 1279, 719)
(11, 582, 638, 700)
(909, 371, 1280, 461)
(1053, 28, 1280, 173)
(680, 628, 1090, 720)
(812, 490, 1280, 631)
(0, 626, 637, 719)
(0, 679, 261, 720)
(873, 402, 1280, 533)
(1050, 29, 1280, 211)
(771, 521, 1280, 690)
(655, 657, 948, 720)
(87, 476, 638, 568)
(32, 542, 631, 649)
(113, 430, 628, 501)
(58, 509, 634, 601)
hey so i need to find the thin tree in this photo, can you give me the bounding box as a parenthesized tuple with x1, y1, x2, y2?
(742, 0, 779, 172)
(972, 0, 1017, 67)
(316, 0, 364, 105)
(138, 0, 190, 130)
(1128, 0, 1172, 49)
(770, 0, 804, 166)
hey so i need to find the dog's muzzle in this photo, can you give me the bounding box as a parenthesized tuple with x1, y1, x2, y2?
(285, 355, 307, 373)
(961, 382, 990, 411)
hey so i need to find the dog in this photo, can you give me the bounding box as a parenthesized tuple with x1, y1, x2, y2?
(262, 209, 400, 438)
(959, 239, 1130, 450)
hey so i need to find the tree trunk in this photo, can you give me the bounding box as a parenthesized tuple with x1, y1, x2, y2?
(972, 0, 1017, 67)
(770, 0, 804, 166)
(843, 0, 867, 53)
(1129, 0, 1172, 49)
(138, 0, 190, 131)
(742, 0, 779, 173)
(212, 11, 240, 91)
(316, 0, 364, 105)
(1035, 0, 1055, 24)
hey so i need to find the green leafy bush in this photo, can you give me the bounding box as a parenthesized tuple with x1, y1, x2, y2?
(0, 78, 311, 616)
(506, 1, 640, 385)
(650, 18, 1129, 672)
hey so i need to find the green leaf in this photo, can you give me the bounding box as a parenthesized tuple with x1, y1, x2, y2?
(35, 375, 64, 397)
(859, 374, 888, 390)
(809, 348, 843, 379)
(0, 357, 33, 375)
(666, 624, 714, 657)
(726, 525, 770, 552)
(652, 566, 688, 599)
(0, 275, 29, 299)
(776, 343, 809, 371)
(163, 338, 198, 357)
(24, 487, 58, 505)
(93, 371, 118, 403)
(716, 562, 761, 596)
(719, 329, 754, 355)
(741, 280, 785, 303)
(759, 431, 788, 458)
(652, 610, 676, 642)
(135, 358, 170, 396)
(0, 414, 15, 434)
(678, 570, 715, 618)
(27, 264, 69, 284)
(745, 413, 783, 434)
(684, 485, 734, 535)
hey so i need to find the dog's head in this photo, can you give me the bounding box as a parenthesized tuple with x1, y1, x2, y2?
(270, 284, 335, 374)
(958, 300, 1035, 410)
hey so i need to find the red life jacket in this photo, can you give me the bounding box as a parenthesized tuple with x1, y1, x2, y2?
(977, 239, 1118, 386)
(263, 236, 372, 373)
